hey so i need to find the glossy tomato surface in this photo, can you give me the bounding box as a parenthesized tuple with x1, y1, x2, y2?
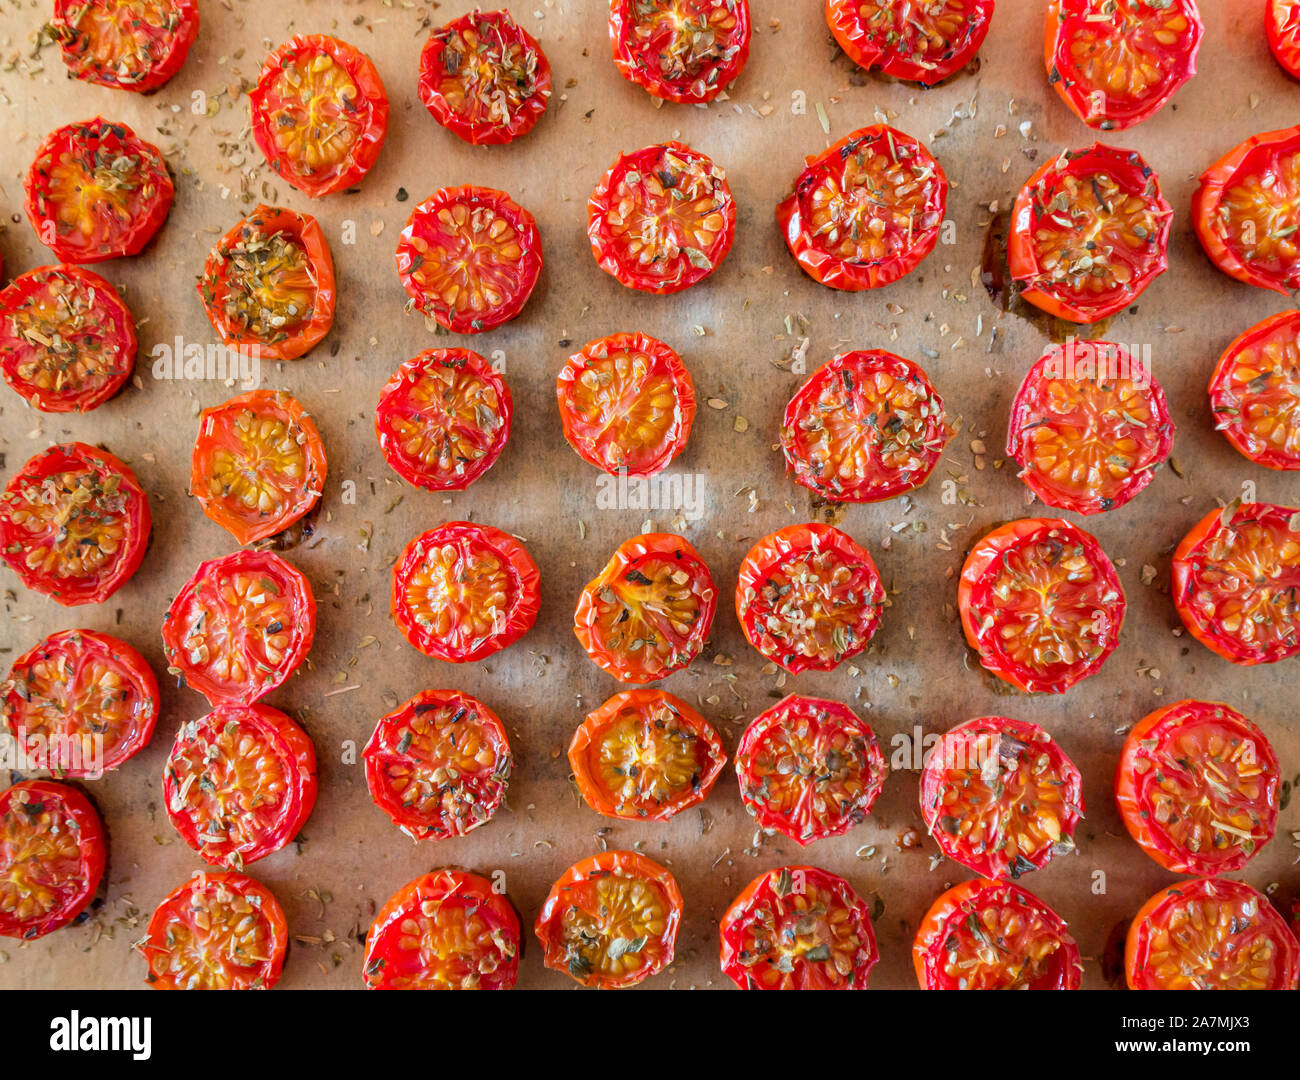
(1209, 311, 1300, 470)
(51, 0, 200, 93)
(735, 523, 885, 674)
(826, 0, 993, 84)
(569, 688, 725, 821)
(735, 694, 885, 845)
(609, 0, 750, 103)
(25, 117, 173, 263)
(777, 125, 947, 291)
(1269, 0, 1300, 78)
(162, 549, 316, 705)
(392, 521, 540, 663)
(0, 441, 151, 606)
(720, 865, 878, 990)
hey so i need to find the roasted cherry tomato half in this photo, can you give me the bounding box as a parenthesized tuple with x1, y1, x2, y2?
(25, 117, 173, 264)
(139, 871, 288, 990)
(0, 779, 106, 940)
(162, 549, 316, 706)
(1007, 340, 1173, 514)
(557, 332, 695, 476)
(1171, 501, 1300, 666)
(781, 349, 951, 503)
(1044, 0, 1203, 131)
(1268, 0, 1300, 79)
(198, 205, 336, 362)
(720, 865, 878, 990)
(2, 628, 158, 777)
(574, 532, 717, 683)
(1009, 144, 1171, 322)
(735, 694, 885, 846)
(392, 521, 540, 664)
(396, 185, 542, 334)
(0, 265, 135, 413)
(1126, 877, 1300, 990)
(914, 878, 1082, 990)
(419, 8, 551, 145)
(1193, 126, 1300, 296)
(1209, 311, 1300, 471)
(777, 125, 947, 292)
(376, 348, 512, 492)
(0, 442, 151, 606)
(364, 869, 521, 990)
(1116, 699, 1279, 877)
(535, 850, 682, 989)
(164, 703, 317, 870)
(609, 0, 751, 104)
(364, 689, 512, 842)
(921, 716, 1083, 879)
(588, 141, 735, 295)
(569, 688, 725, 821)
(249, 35, 388, 198)
(50, 0, 200, 93)
(959, 518, 1125, 694)
(735, 523, 885, 674)
(826, 0, 994, 85)
(191, 390, 326, 546)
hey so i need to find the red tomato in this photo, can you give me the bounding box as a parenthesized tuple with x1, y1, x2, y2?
(25, 117, 173, 264)
(0, 265, 136, 413)
(588, 141, 735, 294)
(1116, 700, 1279, 877)
(777, 125, 947, 292)
(720, 865, 878, 990)
(162, 549, 316, 705)
(396, 185, 542, 334)
(781, 349, 951, 502)
(574, 532, 717, 683)
(569, 688, 725, 821)
(1268, 0, 1300, 78)
(1193, 126, 1300, 296)
(50, 0, 200, 93)
(609, 0, 751, 103)
(418, 9, 551, 145)
(139, 871, 288, 990)
(556, 332, 695, 476)
(735, 694, 885, 845)
(535, 850, 682, 988)
(198, 205, 336, 362)
(826, 0, 993, 85)
(914, 878, 1082, 989)
(735, 523, 885, 674)
(364, 870, 520, 990)
(164, 703, 317, 870)
(363, 689, 512, 841)
(1126, 877, 1300, 990)
(249, 35, 388, 198)
(375, 348, 512, 492)
(921, 716, 1083, 879)
(2, 628, 158, 777)
(1171, 501, 1300, 666)
(1006, 340, 1173, 514)
(0, 442, 151, 606)
(191, 390, 326, 546)
(1209, 311, 1300, 471)
(392, 521, 540, 663)
(1008, 144, 1171, 322)
(0, 779, 106, 940)
(1045, 0, 1203, 131)
(958, 518, 1125, 694)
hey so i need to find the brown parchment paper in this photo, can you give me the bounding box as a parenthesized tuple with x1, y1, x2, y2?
(0, 0, 1298, 991)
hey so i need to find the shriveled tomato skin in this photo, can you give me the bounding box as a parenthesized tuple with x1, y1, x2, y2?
(827, 0, 994, 85)
(719, 865, 879, 990)
(1268, 0, 1300, 79)
(0, 779, 106, 940)
(51, 0, 200, 93)
(364, 870, 521, 990)
(777, 125, 947, 292)
(914, 878, 1082, 990)
(1209, 312, 1300, 471)
(609, 0, 752, 103)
